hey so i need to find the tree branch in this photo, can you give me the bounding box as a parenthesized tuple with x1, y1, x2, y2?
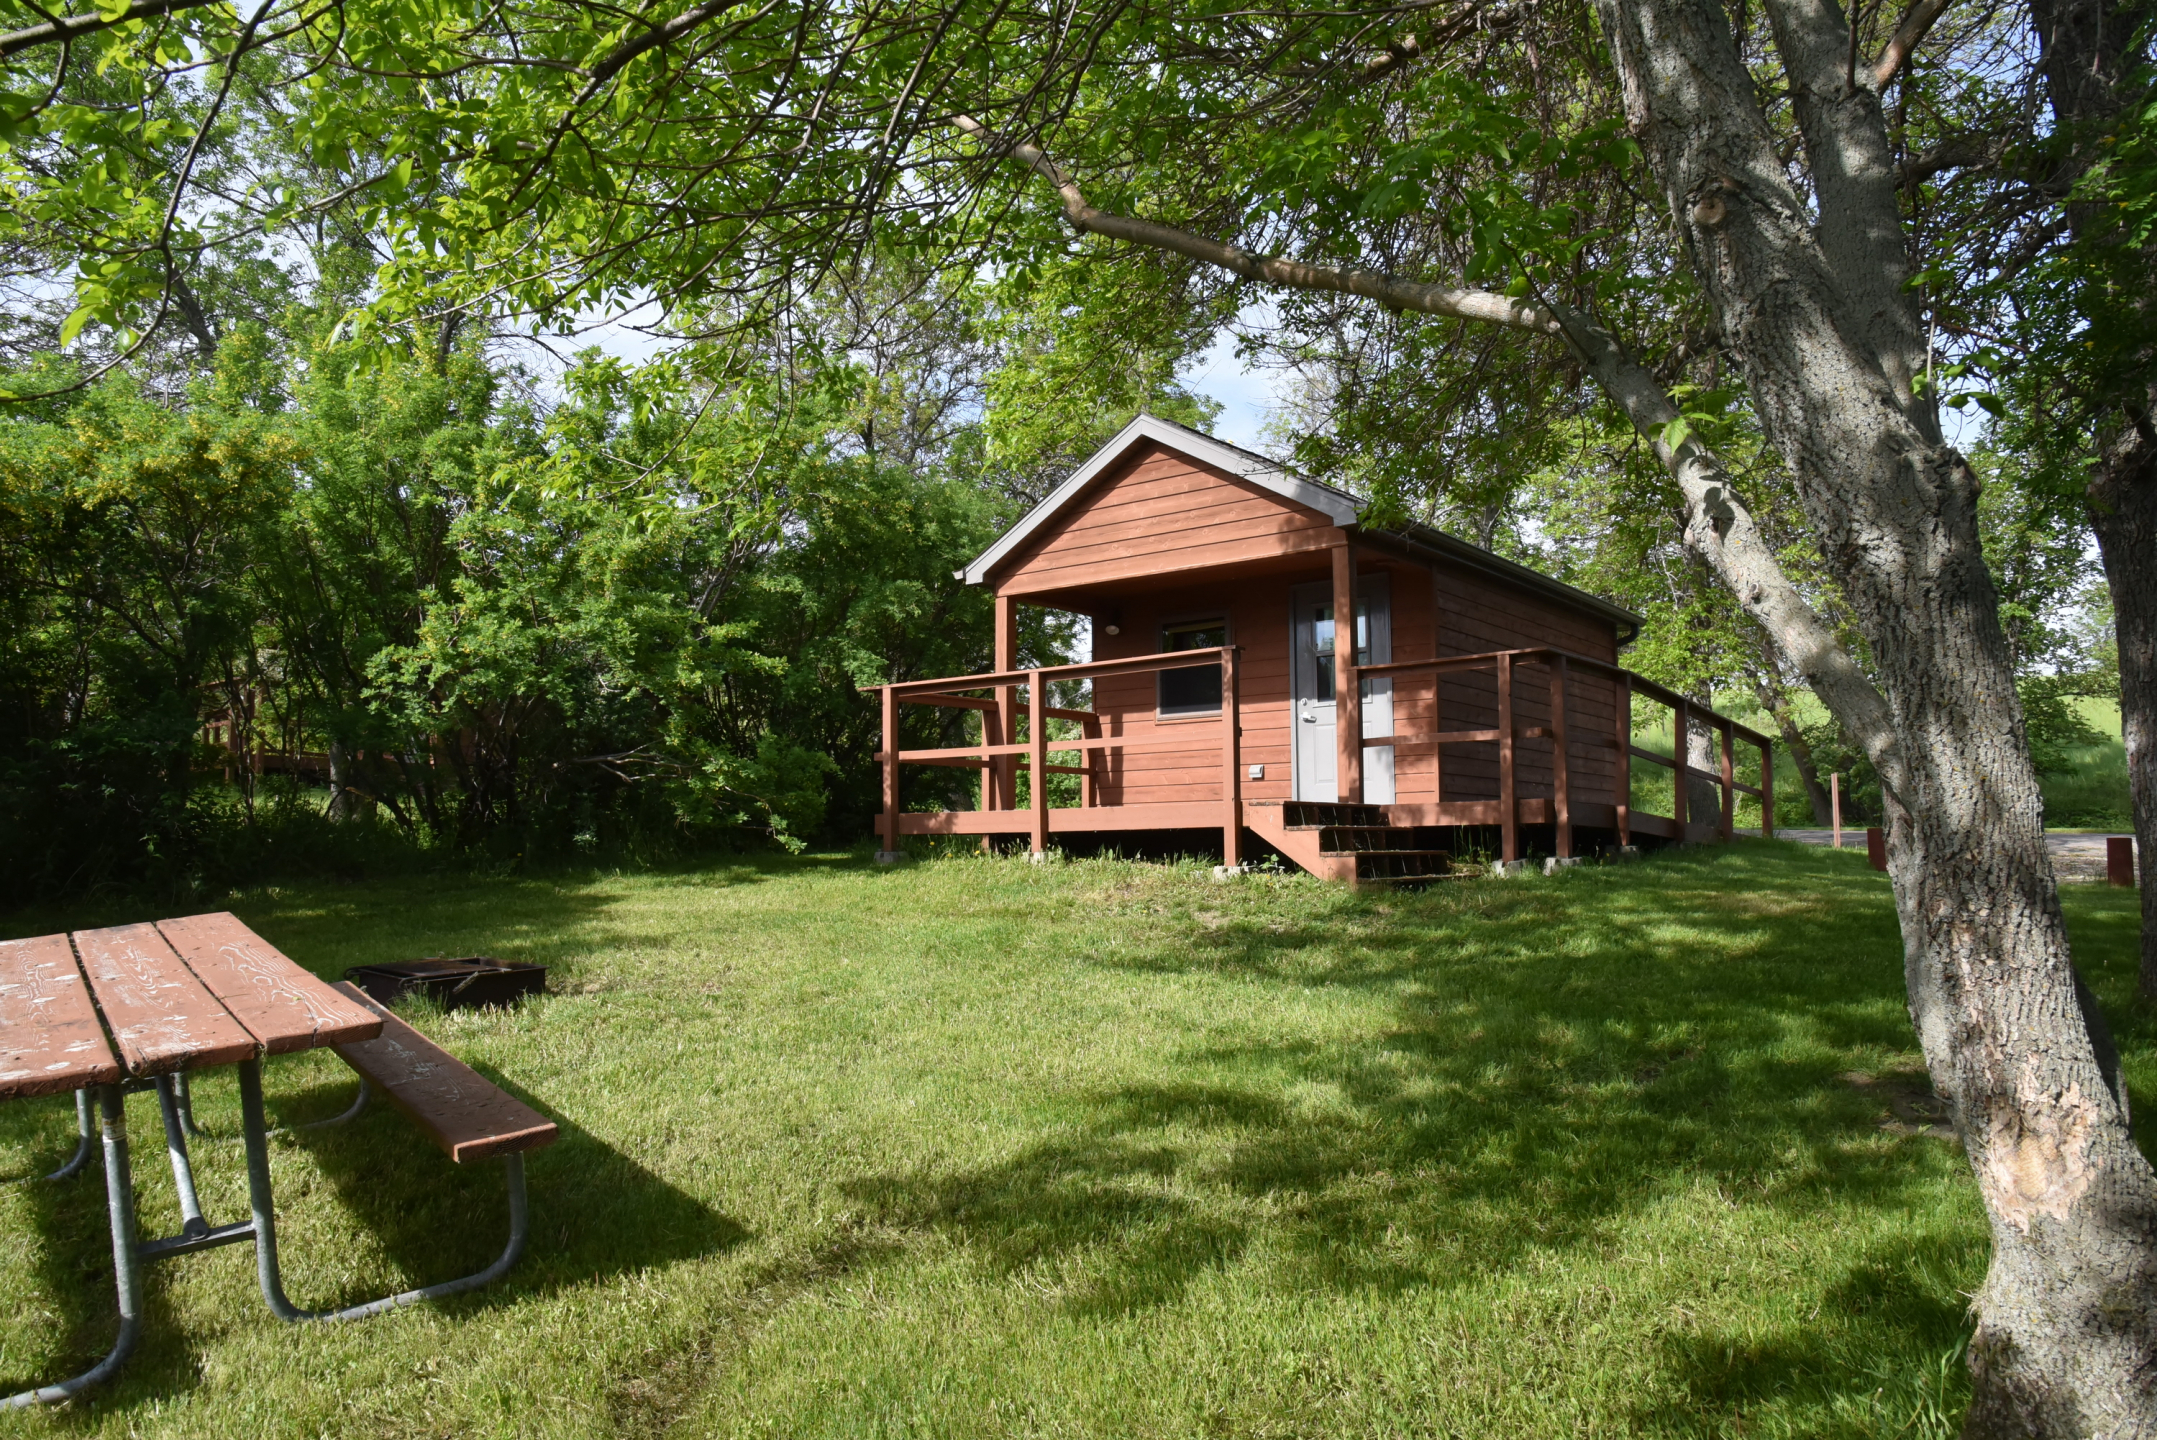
(0, 0, 226, 59)
(1763, 0, 1933, 424)
(949, 115, 1557, 332)
(1871, 0, 1952, 87)
(1898, 130, 2001, 186)
(952, 114, 1905, 787)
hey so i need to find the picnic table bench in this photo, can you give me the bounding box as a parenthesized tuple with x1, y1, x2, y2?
(0, 914, 557, 1406)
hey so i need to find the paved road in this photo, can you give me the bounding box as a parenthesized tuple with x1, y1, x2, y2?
(1762, 828, 2135, 882)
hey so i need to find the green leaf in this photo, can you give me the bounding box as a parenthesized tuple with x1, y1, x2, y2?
(57, 304, 95, 347)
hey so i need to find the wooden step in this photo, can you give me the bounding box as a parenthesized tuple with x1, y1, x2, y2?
(1355, 850, 1452, 882)
(1313, 826, 1430, 854)
(1278, 801, 1390, 829)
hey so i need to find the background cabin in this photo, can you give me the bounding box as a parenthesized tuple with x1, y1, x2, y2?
(871, 415, 1772, 882)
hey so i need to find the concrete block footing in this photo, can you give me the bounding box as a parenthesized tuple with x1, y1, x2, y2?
(1491, 859, 1536, 878)
(1612, 846, 1642, 861)
(1212, 865, 1247, 881)
(874, 851, 908, 866)
(1543, 856, 1583, 876)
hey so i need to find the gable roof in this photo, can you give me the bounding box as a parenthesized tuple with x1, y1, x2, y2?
(957, 413, 1359, 587)
(959, 413, 1641, 637)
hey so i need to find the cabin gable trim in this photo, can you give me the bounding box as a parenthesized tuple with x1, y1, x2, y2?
(958, 414, 1359, 587)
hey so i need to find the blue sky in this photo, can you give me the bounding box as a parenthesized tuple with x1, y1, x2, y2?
(1182, 327, 1280, 453)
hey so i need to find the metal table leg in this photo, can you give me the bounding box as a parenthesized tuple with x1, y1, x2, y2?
(236, 1060, 528, 1323)
(273, 1079, 369, 1137)
(2, 1089, 97, 1186)
(172, 1069, 369, 1142)
(174, 1071, 210, 1139)
(3, 1086, 143, 1408)
(153, 1077, 210, 1239)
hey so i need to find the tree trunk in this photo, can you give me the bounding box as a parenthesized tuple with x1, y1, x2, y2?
(2027, 0, 2157, 1011)
(1754, 675, 1835, 825)
(328, 737, 355, 823)
(1684, 696, 1724, 833)
(2090, 455, 2157, 1002)
(1587, 0, 2157, 1428)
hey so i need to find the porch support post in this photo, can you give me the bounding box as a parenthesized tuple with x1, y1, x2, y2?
(1331, 541, 1362, 804)
(1497, 651, 1518, 863)
(879, 686, 901, 862)
(1221, 645, 1242, 868)
(1430, 564, 1446, 805)
(1758, 737, 1774, 840)
(1028, 669, 1048, 856)
(1616, 673, 1633, 848)
(995, 595, 1018, 813)
(1718, 717, 1736, 842)
(1550, 655, 1571, 860)
(1431, 665, 1444, 806)
(1080, 716, 1098, 808)
(1672, 696, 1691, 841)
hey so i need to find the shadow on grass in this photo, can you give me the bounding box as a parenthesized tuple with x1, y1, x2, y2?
(0, 864, 783, 1417)
(272, 1068, 747, 1313)
(1639, 1231, 1975, 1436)
(844, 844, 1995, 1421)
(0, 1062, 744, 1419)
(0, 1091, 166, 1412)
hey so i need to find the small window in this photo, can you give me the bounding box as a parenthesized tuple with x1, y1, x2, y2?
(1309, 603, 1335, 703)
(1304, 600, 1375, 705)
(1159, 619, 1228, 715)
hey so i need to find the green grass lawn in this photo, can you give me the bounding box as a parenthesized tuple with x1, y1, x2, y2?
(0, 845, 2146, 1438)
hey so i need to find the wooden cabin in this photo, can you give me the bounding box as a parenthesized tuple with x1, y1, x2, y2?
(870, 415, 1772, 882)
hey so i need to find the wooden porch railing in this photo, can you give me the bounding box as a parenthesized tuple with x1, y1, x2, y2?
(869, 646, 1244, 864)
(868, 643, 1772, 869)
(1355, 646, 1774, 862)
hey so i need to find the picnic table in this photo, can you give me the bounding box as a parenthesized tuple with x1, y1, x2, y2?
(0, 914, 557, 1407)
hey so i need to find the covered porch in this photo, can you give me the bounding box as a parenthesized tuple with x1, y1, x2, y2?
(868, 636, 1775, 879)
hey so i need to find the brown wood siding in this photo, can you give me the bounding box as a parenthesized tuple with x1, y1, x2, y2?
(1084, 580, 1294, 809)
(984, 436, 1627, 818)
(1073, 556, 1622, 814)
(997, 444, 1341, 598)
(1424, 563, 1622, 808)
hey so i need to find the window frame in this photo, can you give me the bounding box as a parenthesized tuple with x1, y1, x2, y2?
(1155, 614, 1232, 719)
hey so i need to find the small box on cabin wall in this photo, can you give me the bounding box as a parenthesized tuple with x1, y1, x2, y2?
(1249, 765, 1264, 780)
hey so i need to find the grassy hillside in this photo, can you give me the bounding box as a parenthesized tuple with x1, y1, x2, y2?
(1, 846, 2145, 1438)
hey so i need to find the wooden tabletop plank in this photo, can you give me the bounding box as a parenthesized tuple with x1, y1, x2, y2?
(330, 984, 558, 1164)
(156, 912, 380, 1055)
(73, 923, 257, 1077)
(0, 933, 122, 1099)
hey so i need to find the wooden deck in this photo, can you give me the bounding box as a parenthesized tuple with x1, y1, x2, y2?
(870, 645, 1773, 878)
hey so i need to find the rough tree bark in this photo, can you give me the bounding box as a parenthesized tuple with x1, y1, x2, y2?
(2027, 0, 2157, 1006)
(1684, 696, 1724, 830)
(328, 737, 356, 823)
(961, 0, 2157, 1415)
(2090, 447, 2157, 999)
(1595, 0, 2155, 1427)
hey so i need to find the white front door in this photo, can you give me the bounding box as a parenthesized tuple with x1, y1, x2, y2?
(1289, 576, 1394, 804)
